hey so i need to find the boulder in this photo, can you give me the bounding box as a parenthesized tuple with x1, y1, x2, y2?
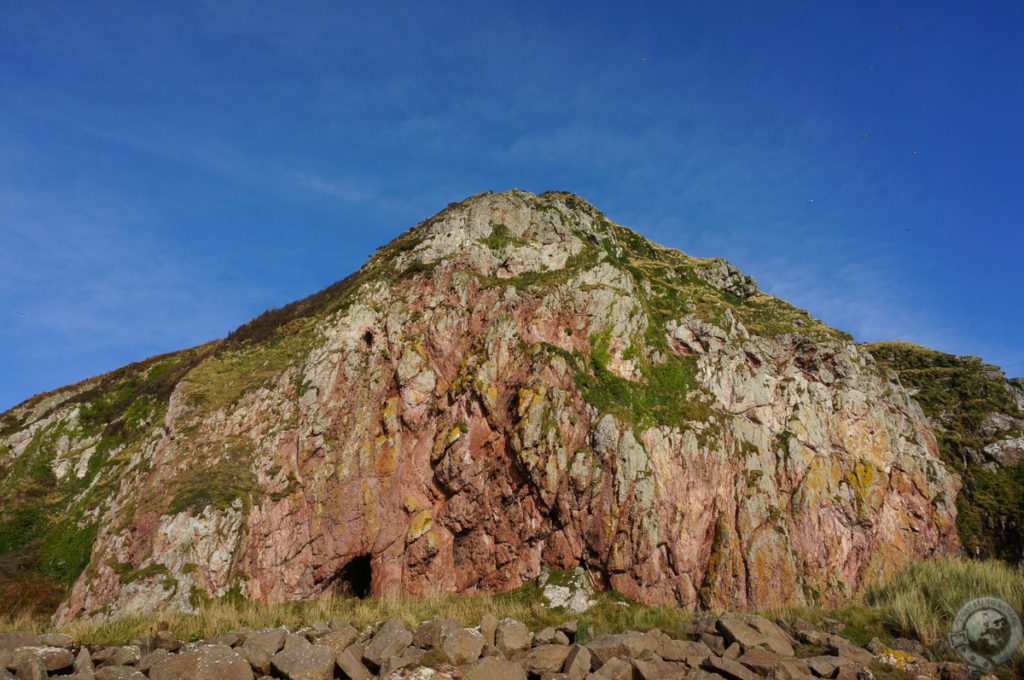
(364, 619, 412, 668)
(413, 618, 462, 649)
(380, 646, 424, 676)
(149, 644, 254, 680)
(803, 655, 856, 678)
(717, 618, 766, 652)
(563, 645, 592, 680)
(34, 635, 73, 649)
(533, 627, 561, 645)
(518, 645, 571, 675)
(480, 615, 499, 647)
(74, 648, 93, 673)
(94, 668, 147, 680)
(698, 634, 725, 656)
(739, 616, 795, 657)
(336, 647, 373, 680)
(271, 639, 334, 680)
(462, 656, 528, 680)
(700, 656, 759, 680)
(209, 633, 241, 647)
(237, 643, 272, 675)
(0, 635, 36, 652)
(495, 620, 531, 658)
(587, 634, 658, 666)
(632, 659, 689, 680)
(443, 629, 485, 665)
(318, 628, 358, 655)
(136, 650, 171, 673)
(659, 640, 712, 666)
(590, 656, 634, 680)
(828, 646, 874, 666)
(9, 646, 74, 673)
(99, 646, 140, 668)
(13, 656, 47, 680)
(246, 628, 289, 656)
(773, 658, 814, 680)
(736, 649, 782, 675)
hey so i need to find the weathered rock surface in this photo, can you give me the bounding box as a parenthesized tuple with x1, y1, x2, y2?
(441, 629, 484, 665)
(0, 190, 960, 621)
(0, 614, 973, 680)
(148, 644, 253, 680)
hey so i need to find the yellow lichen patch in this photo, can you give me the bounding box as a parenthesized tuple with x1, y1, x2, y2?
(430, 425, 462, 462)
(403, 495, 422, 513)
(876, 649, 926, 673)
(374, 435, 397, 478)
(844, 460, 885, 518)
(407, 510, 434, 541)
(472, 360, 499, 411)
(381, 397, 399, 434)
(517, 387, 540, 418)
(361, 479, 382, 541)
(745, 530, 799, 607)
(792, 455, 842, 512)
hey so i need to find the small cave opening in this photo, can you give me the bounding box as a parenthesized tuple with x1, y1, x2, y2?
(362, 330, 374, 348)
(333, 554, 373, 599)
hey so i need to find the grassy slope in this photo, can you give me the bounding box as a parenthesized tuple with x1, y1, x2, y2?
(865, 341, 1024, 562)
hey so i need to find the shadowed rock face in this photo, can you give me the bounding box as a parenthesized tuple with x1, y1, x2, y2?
(0, 190, 959, 623)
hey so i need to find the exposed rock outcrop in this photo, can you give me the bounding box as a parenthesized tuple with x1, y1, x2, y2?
(866, 342, 1024, 564)
(0, 190, 959, 623)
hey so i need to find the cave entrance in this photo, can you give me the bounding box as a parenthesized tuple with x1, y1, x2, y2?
(334, 554, 373, 599)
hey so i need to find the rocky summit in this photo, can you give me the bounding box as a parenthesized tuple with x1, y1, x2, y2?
(1, 190, 964, 624)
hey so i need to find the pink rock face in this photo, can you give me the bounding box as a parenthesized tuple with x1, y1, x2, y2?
(34, 190, 960, 624)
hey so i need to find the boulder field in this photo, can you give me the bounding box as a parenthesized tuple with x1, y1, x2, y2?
(0, 614, 974, 680)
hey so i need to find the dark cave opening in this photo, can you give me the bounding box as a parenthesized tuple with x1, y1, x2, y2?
(334, 554, 373, 599)
(362, 330, 374, 347)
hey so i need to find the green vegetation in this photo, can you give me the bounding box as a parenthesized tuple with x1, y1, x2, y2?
(862, 556, 1024, 646)
(164, 438, 259, 516)
(36, 521, 98, 588)
(180, 317, 317, 414)
(866, 341, 1024, 562)
(574, 330, 711, 430)
(482, 222, 528, 250)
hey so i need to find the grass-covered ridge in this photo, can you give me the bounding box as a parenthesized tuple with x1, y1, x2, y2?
(865, 341, 1024, 563)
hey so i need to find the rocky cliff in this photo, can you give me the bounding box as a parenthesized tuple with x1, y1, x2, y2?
(0, 190, 960, 624)
(865, 342, 1024, 564)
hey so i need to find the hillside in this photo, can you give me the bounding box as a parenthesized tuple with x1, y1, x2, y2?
(0, 190, 960, 624)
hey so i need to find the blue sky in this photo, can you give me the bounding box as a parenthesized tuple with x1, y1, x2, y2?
(2, 1, 1022, 412)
